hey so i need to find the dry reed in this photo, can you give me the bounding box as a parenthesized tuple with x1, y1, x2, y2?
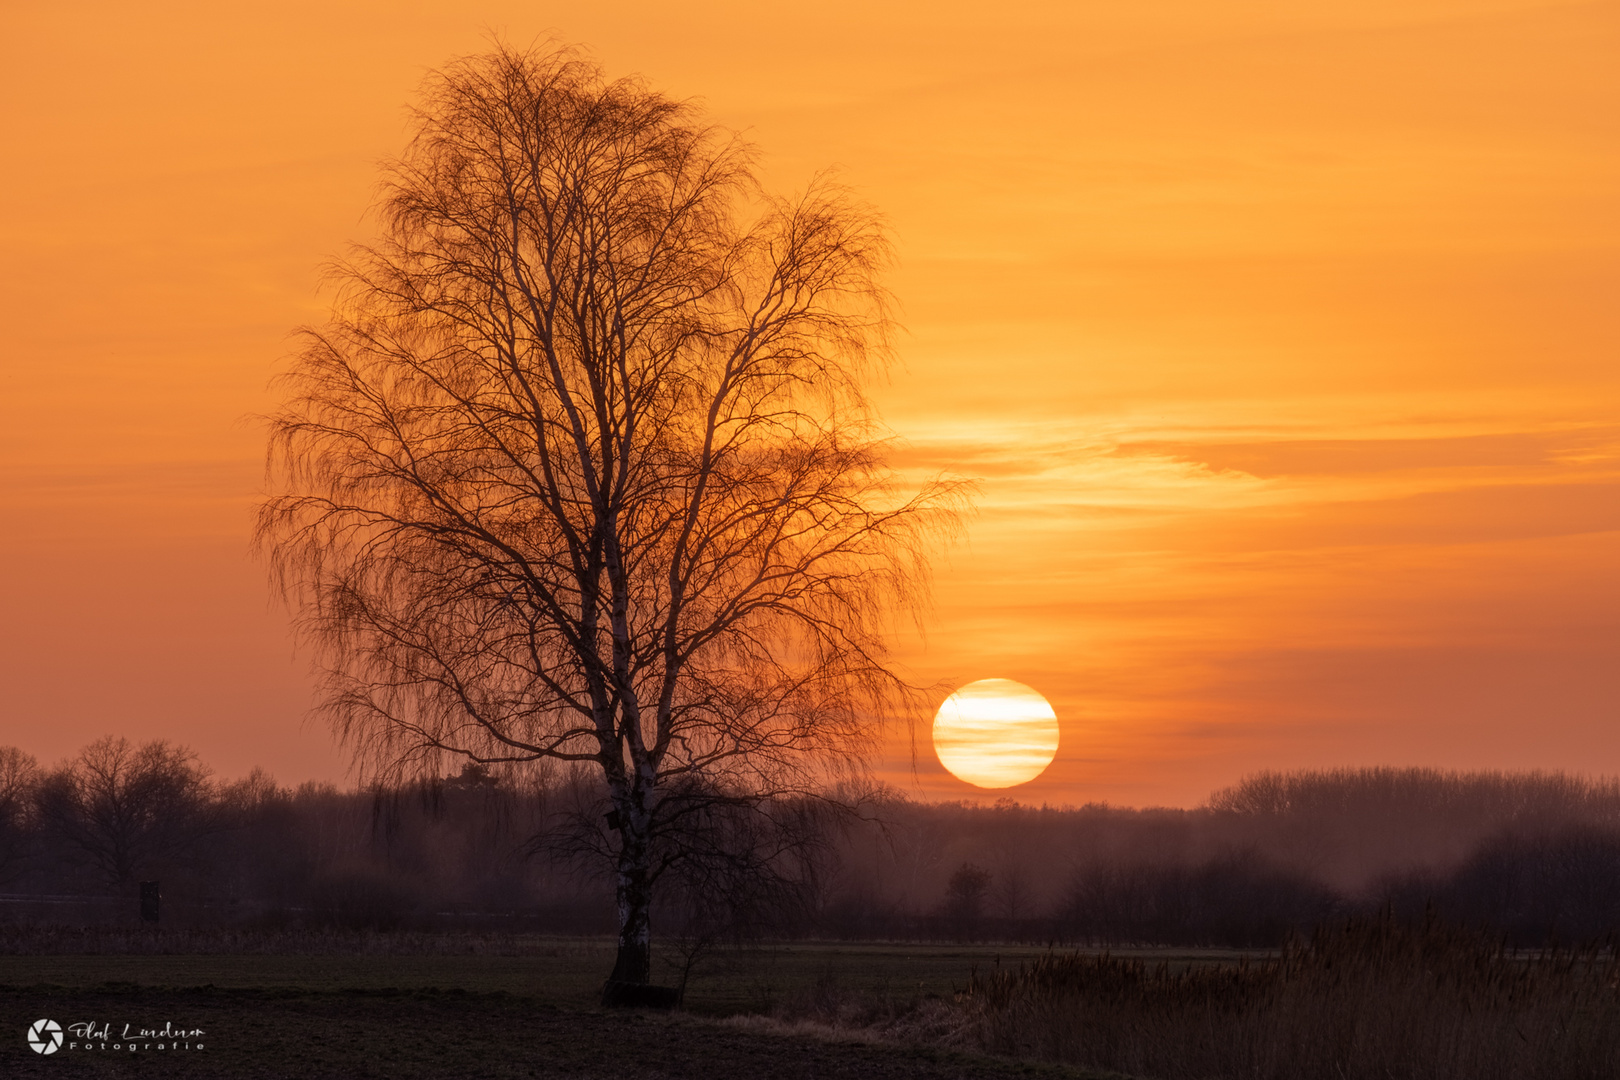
(964, 914, 1620, 1079)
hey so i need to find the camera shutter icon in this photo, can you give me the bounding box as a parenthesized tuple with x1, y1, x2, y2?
(28, 1018, 63, 1055)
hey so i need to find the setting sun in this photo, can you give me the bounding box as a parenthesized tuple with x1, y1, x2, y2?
(932, 679, 1060, 789)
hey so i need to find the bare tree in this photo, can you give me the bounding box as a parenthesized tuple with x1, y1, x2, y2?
(992, 859, 1033, 922)
(258, 43, 963, 990)
(945, 862, 993, 932)
(35, 737, 215, 889)
(0, 747, 40, 882)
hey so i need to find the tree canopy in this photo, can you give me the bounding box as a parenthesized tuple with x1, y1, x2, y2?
(258, 44, 964, 988)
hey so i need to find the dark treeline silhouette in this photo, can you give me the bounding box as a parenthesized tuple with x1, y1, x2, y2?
(4, 742, 1620, 948)
(0, 740, 588, 932)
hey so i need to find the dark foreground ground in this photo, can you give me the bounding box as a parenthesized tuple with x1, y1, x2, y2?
(0, 943, 1128, 1080)
(6, 926, 1609, 1080)
(0, 984, 1123, 1080)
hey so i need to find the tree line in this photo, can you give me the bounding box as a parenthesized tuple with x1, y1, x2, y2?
(3, 741, 1619, 947)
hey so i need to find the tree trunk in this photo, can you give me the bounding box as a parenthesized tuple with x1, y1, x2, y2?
(606, 834, 652, 987)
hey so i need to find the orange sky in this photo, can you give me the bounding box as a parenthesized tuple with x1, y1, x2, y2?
(2, 1, 1616, 806)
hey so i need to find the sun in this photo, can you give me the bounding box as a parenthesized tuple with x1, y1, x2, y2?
(932, 679, 1060, 789)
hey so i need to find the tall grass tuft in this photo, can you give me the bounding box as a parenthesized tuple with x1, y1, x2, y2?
(965, 914, 1620, 1079)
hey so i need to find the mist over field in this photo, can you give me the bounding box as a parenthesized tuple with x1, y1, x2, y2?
(5, 741, 1617, 949)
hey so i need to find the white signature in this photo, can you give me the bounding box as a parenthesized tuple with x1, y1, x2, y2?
(65, 1021, 205, 1050)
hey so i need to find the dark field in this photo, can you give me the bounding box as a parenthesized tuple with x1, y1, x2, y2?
(0, 985, 1115, 1080)
(0, 938, 1125, 1079)
(0, 935, 1249, 1013)
(6, 926, 1617, 1079)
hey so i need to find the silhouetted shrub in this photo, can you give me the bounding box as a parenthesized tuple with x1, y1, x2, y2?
(306, 869, 420, 931)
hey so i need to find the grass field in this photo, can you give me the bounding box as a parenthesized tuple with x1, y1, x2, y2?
(0, 935, 1135, 1079)
(0, 934, 1256, 1015)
